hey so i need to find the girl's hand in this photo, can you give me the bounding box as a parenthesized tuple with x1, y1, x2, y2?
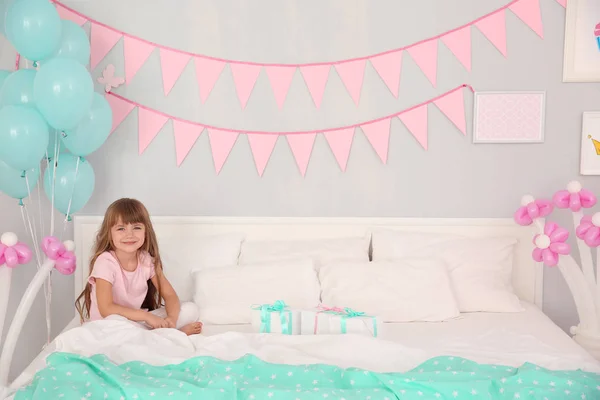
(145, 313, 169, 329)
(164, 316, 177, 328)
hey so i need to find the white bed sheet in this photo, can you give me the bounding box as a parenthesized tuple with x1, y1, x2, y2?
(200, 302, 599, 370)
(6, 302, 600, 398)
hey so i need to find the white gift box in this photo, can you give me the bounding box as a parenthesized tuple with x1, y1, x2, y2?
(300, 307, 380, 337)
(251, 302, 301, 335)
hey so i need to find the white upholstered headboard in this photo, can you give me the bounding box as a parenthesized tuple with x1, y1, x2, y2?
(72, 216, 543, 313)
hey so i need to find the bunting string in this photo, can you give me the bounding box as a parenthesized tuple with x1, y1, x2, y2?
(50, 0, 551, 106)
(105, 84, 475, 175)
(54, 0, 526, 67)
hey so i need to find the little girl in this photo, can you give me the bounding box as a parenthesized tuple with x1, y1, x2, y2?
(75, 198, 203, 336)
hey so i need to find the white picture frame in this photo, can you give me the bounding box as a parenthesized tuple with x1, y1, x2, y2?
(472, 91, 546, 144)
(580, 111, 600, 175)
(563, 0, 600, 82)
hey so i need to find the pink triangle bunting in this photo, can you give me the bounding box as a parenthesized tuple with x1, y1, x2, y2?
(335, 59, 367, 105)
(556, 0, 566, 7)
(230, 64, 262, 109)
(509, 0, 544, 38)
(407, 40, 438, 87)
(370, 51, 403, 98)
(399, 105, 428, 150)
(90, 24, 122, 70)
(300, 65, 331, 108)
(159, 49, 192, 96)
(124, 36, 156, 84)
(247, 134, 279, 176)
(286, 133, 316, 177)
(361, 118, 391, 164)
(207, 128, 239, 174)
(173, 120, 203, 166)
(55, 5, 87, 26)
(138, 108, 169, 155)
(194, 57, 226, 103)
(433, 89, 466, 135)
(441, 27, 472, 71)
(475, 11, 507, 57)
(265, 66, 296, 109)
(324, 128, 355, 171)
(105, 95, 135, 134)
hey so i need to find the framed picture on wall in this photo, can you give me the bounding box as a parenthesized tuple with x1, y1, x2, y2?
(580, 112, 600, 175)
(563, 0, 600, 82)
(472, 91, 546, 144)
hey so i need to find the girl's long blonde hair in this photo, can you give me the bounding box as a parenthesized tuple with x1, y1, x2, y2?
(75, 198, 164, 322)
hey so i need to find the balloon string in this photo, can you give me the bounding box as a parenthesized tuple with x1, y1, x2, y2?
(61, 157, 80, 240)
(24, 176, 43, 269)
(19, 205, 31, 251)
(596, 247, 600, 294)
(14, 54, 20, 71)
(45, 273, 52, 346)
(24, 175, 52, 344)
(50, 134, 60, 238)
(36, 162, 45, 256)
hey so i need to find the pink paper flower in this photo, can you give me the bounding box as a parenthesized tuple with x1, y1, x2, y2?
(575, 213, 600, 247)
(532, 222, 570, 267)
(0, 232, 32, 268)
(514, 195, 554, 226)
(42, 236, 76, 275)
(553, 181, 597, 212)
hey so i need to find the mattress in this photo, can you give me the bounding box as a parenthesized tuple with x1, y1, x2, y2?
(6, 301, 600, 398)
(200, 301, 599, 371)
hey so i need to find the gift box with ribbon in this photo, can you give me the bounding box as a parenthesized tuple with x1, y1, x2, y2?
(251, 300, 301, 335)
(300, 305, 379, 337)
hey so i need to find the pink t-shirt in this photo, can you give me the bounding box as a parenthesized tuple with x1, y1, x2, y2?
(88, 251, 156, 321)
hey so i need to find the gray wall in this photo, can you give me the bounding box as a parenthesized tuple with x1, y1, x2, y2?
(1, 0, 599, 381)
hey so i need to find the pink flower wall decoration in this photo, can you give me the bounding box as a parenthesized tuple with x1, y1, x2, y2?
(532, 222, 570, 267)
(513, 195, 553, 226)
(553, 181, 597, 212)
(0, 232, 32, 268)
(576, 214, 600, 248)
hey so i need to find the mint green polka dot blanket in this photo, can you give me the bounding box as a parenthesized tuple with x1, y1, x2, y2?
(14, 352, 600, 399)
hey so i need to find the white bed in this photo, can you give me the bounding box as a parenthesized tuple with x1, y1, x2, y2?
(5, 216, 600, 399)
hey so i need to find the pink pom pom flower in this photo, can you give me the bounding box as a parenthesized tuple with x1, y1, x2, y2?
(532, 222, 570, 267)
(0, 232, 32, 268)
(575, 213, 600, 248)
(514, 195, 554, 226)
(41, 236, 76, 275)
(553, 181, 597, 212)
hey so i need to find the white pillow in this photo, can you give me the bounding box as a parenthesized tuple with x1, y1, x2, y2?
(319, 259, 460, 322)
(158, 233, 245, 302)
(371, 229, 523, 313)
(239, 236, 370, 269)
(192, 259, 320, 324)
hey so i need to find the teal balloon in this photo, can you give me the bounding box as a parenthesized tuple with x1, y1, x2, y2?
(0, 70, 11, 90)
(5, 0, 61, 61)
(46, 129, 68, 159)
(46, 20, 90, 66)
(33, 57, 94, 130)
(43, 154, 95, 215)
(63, 93, 112, 156)
(0, 69, 36, 107)
(0, 105, 49, 170)
(0, 158, 39, 199)
(0, 0, 15, 36)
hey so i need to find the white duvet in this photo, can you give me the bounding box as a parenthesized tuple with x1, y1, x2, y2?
(7, 318, 600, 394)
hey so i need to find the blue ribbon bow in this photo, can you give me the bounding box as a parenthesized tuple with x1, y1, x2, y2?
(339, 307, 377, 337)
(252, 300, 293, 335)
(343, 307, 365, 318)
